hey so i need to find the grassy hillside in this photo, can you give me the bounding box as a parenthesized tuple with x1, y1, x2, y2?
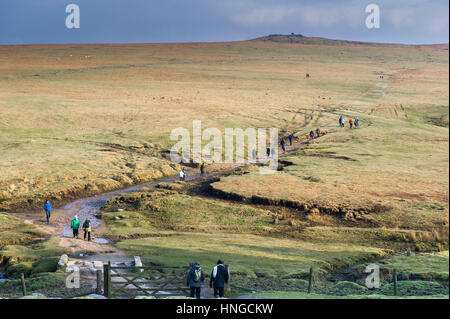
(0, 40, 448, 211)
(100, 187, 448, 297)
(102, 190, 388, 278)
(0, 212, 45, 247)
(0, 38, 448, 298)
(211, 115, 448, 234)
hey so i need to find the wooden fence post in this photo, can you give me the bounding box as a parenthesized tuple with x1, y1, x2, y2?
(96, 269, 102, 295)
(104, 261, 111, 298)
(307, 267, 313, 293)
(20, 273, 27, 297)
(393, 268, 398, 296)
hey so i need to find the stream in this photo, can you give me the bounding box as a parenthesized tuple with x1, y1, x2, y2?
(0, 265, 8, 282)
(0, 273, 7, 282)
(56, 167, 238, 244)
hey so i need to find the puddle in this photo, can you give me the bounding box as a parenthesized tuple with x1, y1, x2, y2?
(92, 238, 110, 244)
(0, 273, 9, 282)
(72, 253, 91, 257)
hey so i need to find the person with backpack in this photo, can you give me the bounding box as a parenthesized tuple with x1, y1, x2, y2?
(182, 168, 187, 181)
(309, 130, 315, 139)
(43, 200, 52, 224)
(71, 216, 80, 239)
(349, 118, 354, 129)
(315, 127, 321, 137)
(339, 115, 344, 127)
(178, 169, 185, 181)
(186, 261, 205, 299)
(288, 134, 293, 146)
(210, 260, 229, 298)
(280, 138, 286, 154)
(83, 219, 92, 241)
(200, 162, 206, 176)
(354, 117, 359, 128)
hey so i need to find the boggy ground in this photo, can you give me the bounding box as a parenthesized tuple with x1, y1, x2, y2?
(0, 37, 448, 298)
(99, 161, 448, 297)
(0, 161, 448, 298)
(0, 39, 448, 213)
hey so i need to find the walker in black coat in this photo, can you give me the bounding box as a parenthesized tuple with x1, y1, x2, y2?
(210, 262, 229, 298)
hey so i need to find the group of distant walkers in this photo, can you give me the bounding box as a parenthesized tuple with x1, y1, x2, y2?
(279, 128, 321, 154)
(43, 199, 92, 241)
(277, 114, 361, 155)
(186, 260, 229, 299)
(339, 115, 359, 129)
(178, 162, 206, 181)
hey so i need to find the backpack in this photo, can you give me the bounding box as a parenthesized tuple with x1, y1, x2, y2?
(193, 268, 202, 282)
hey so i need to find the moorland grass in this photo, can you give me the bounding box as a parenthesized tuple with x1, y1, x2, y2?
(0, 40, 447, 212)
(0, 212, 45, 247)
(0, 39, 447, 298)
(114, 232, 387, 279)
(0, 237, 67, 277)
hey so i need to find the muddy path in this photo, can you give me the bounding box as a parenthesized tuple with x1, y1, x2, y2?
(11, 127, 328, 258)
(6, 131, 327, 297)
(7, 130, 407, 299)
(12, 163, 244, 257)
(8, 163, 245, 298)
(11, 126, 324, 249)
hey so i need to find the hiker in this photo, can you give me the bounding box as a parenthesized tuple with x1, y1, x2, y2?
(354, 117, 359, 128)
(339, 115, 344, 127)
(178, 169, 185, 181)
(43, 200, 52, 224)
(71, 216, 80, 239)
(83, 219, 92, 241)
(186, 261, 205, 299)
(349, 118, 354, 129)
(210, 260, 229, 298)
(288, 134, 293, 146)
(266, 147, 270, 158)
(280, 138, 286, 154)
(200, 162, 206, 176)
(182, 167, 187, 181)
(316, 127, 321, 137)
(252, 148, 257, 162)
(309, 130, 314, 139)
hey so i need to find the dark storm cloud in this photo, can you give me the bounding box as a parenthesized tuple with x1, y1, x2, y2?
(0, 0, 448, 45)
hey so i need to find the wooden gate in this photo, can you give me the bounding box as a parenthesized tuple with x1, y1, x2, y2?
(103, 262, 190, 298)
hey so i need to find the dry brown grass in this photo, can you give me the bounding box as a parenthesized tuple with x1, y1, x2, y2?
(0, 41, 448, 219)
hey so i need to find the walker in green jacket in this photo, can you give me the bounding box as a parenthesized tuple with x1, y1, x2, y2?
(71, 216, 80, 238)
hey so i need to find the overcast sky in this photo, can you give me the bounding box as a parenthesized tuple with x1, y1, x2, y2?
(0, 0, 448, 45)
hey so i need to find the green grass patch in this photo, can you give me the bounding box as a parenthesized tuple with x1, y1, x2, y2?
(379, 251, 449, 283)
(379, 280, 448, 296)
(103, 191, 276, 235)
(114, 232, 387, 279)
(0, 212, 45, 247)
(245, 291, 448, 299)
(1, 237, 67, 278)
